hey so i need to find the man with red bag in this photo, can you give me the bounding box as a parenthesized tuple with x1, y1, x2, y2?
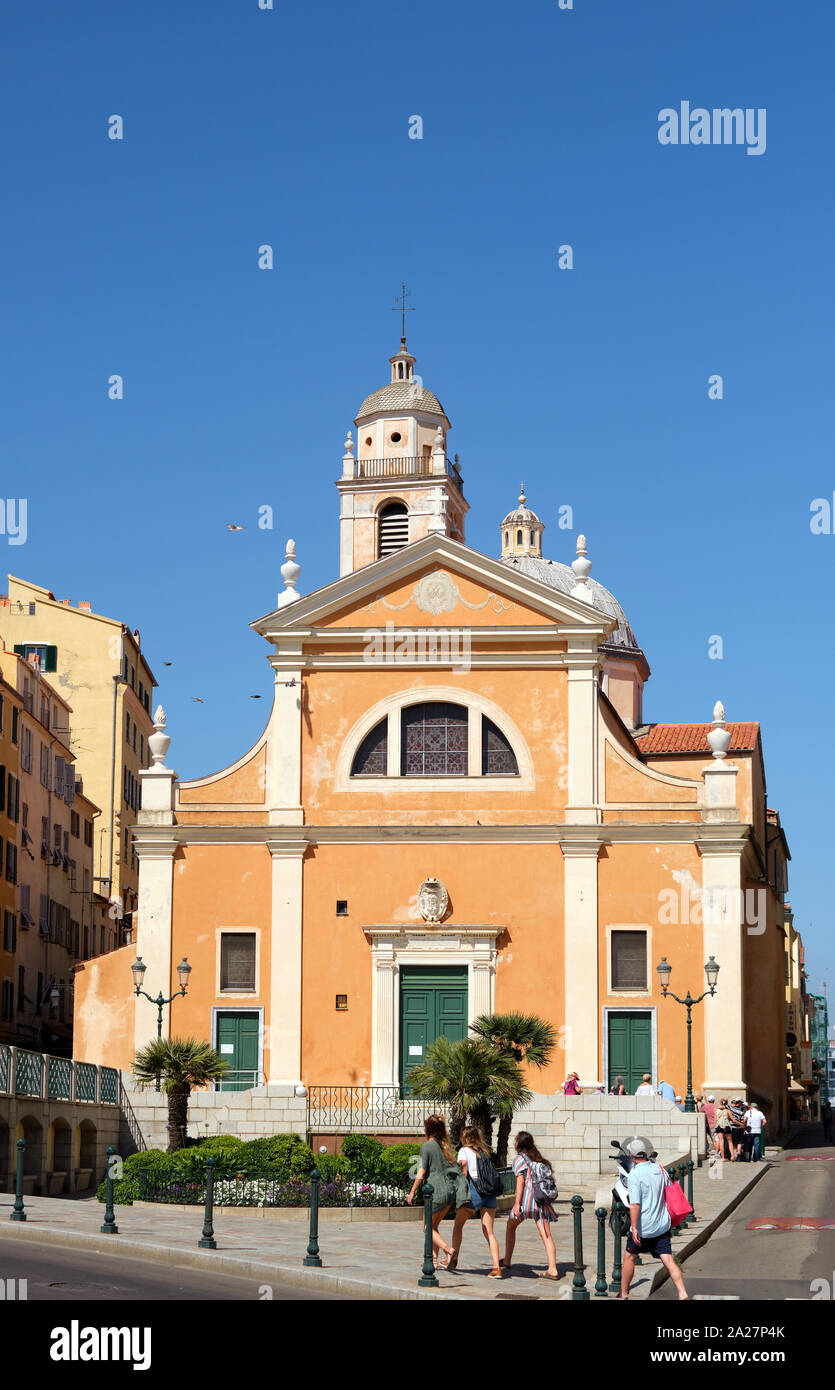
(620, 1138, 690, 1300)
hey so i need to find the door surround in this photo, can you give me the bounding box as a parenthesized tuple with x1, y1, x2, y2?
(367, 925, 499, 1087)
(602, 1005, 657, 1090)
(211, 1005, 265, 1090)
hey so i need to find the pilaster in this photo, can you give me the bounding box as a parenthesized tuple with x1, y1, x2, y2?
(561, 841, 602, 1084)
(267, 840, 306, 1084)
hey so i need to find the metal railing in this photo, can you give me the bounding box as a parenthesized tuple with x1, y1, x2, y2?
(307, 1085, 450, 1134)
(215, 1070, 264, 1092)
(0, 1044, 119, 1104)
(355, 455, 463, 489)
(137, 1163, 412, 1209)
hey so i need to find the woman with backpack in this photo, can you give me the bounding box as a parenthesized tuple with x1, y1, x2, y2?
(447, 1125, 503, 1276)
(502, 1131, 559, 1280)
(406, 1114, 469, 1268)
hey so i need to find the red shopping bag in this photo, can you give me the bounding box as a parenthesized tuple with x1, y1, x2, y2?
(664, 1180, 692, 1227)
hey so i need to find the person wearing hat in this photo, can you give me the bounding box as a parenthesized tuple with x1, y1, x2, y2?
(562, 1072, 581, 1096)
(700, 1094, 717, 1152)
(621, 1139, 689, 1300)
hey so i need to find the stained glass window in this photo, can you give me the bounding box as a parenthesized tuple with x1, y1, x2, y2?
(401, 702, 468, 776)
(482, 717, 519, 775)
(351, 719, 388, 775)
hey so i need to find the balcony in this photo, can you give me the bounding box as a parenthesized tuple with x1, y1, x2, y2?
(354, 455, 463, 490)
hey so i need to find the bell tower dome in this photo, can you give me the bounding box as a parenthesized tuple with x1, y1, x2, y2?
(336, 291, 468, 576)
(501, 486, 544, 559)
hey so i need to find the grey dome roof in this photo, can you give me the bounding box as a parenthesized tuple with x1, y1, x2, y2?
(499, 553, 641, 652)
(355, 381, 447, 422)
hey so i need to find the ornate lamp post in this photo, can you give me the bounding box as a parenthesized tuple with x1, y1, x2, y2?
(656, 955, 720, 1113)
(131, 956, 193, 1090)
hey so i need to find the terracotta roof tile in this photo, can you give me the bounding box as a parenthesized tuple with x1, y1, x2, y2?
(634, 722, 760, 755)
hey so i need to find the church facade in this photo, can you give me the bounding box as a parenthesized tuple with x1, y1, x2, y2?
(74, 335, 791, 1126)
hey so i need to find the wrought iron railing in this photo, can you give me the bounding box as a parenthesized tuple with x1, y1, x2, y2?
(75, 1061, 97, 1102)
(307, 1085, 450, 1134)
(355, 455, 463, 490)
(137, 1163, 411, 1209)
(47, 1055, 72, 1100)
(15, 1048, 44, 1097)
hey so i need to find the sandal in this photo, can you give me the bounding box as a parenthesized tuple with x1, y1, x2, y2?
(537, 1271, 559, 1281)
(488, 1268, 503, 1278)
(446, 1251, 459, 1271)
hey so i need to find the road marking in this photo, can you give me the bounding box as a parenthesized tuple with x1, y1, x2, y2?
(746, 1217, 835, 1230)
(785, 1155, 835, 1161)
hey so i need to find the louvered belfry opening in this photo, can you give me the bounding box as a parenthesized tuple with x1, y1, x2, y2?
(378, 501, 409, 557)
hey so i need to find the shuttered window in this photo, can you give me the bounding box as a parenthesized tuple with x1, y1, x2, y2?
(220, 933, 256, 992)
(611, 931, 648, 990)
(378, 502, 409, 557)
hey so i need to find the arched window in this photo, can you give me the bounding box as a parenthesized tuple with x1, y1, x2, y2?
(529, 530, 534, 546)
(482, 717, 518, 776)
(351, 719, 388, 775)
(378, 502, 409, 557)
(516, 529, 523, 546)
(401, 702, 467, 776)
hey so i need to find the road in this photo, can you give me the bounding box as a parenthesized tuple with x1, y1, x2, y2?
(0, 1238, 344, 1301)
(652, 1122, 835, 1300)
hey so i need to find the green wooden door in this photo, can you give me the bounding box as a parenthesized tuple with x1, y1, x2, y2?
(607, 1012, 652, 1094)
(400, 967, 468, 1092)
(216, 1011, 261, 1091)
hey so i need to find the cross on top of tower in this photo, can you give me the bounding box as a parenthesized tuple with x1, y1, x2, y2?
(392, 281, 415, 346)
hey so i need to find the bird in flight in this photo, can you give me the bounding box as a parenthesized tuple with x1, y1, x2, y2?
(192, 696, 204, 703)
(163, 661, 173, 666)
(250, 694, 262, 698)
(226, 523, 246, 532)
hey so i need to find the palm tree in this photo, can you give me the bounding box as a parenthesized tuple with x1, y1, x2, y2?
(470, 1012, 557, 1165)
(407, 1036, 531, 1153)
(133, 1037, 230, 1152)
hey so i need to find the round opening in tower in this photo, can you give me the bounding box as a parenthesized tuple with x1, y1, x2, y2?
(390, 432, 402, 443)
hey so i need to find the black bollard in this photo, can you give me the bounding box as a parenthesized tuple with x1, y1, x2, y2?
(304, 1167, 323, 1267)
(198, 1154, 218, 1250)
(10, 1139, 26, 1222)
(100, 1146, 119, 1235)
(418, 1181, 439, 1288)
(594, 1207, 608, 1296)
(571, 1195, 589, 1299)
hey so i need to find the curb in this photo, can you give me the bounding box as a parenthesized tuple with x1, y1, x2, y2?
(0, 1220, 462, 1301)
(640, 1161, 771, 1298)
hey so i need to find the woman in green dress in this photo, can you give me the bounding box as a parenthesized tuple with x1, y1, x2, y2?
(406, 1115, 470, 1268)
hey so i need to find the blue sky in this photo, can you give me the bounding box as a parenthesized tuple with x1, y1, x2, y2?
(3, 1, 833, 996)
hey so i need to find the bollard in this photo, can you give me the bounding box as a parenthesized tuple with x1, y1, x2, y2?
(10, 1139, 26, 1222)
(570, 1195, 589, 1299)
(198, 1154, 218, 1250)
(304, 1167, 323, 1267)
(685, 1158, 695, 1225)
(594, 1207, 608, 1296)
(418, 1181, 439, 1288)
(100, 1146, 119, 1235)
(609, 1198, 624, 1292)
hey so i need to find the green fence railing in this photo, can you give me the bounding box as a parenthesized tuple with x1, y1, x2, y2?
(76, 1062, 97, 1102)
(0, 1044, 9, 1093)
(100, 1067, 119, 1104)
(15, 1049, 43, 1097)
(138, 1164, 413, 1209)
(47, 1055, 72, 1100)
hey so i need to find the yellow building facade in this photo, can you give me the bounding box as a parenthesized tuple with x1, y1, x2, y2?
(74, 338, 793, 1130)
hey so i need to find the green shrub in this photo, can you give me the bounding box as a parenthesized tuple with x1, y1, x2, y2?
(378, 1142, 421, 1184)
(340, 1134, 384, 1178)
(193, 1135, 243, 1157)
(122, 1149, 176, 1180)
(96, 1176, 140, 1205)
(313, 1152, 350, 1182)
(233, 1134, 314, 1179)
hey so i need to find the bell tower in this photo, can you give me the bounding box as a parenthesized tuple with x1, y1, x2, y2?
(336, 292, 468, 576)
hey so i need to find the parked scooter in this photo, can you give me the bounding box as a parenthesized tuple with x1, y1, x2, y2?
(608, 1135, 657, 1235)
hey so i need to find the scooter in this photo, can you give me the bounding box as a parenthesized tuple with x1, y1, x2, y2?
(607, 1135, 657, 1236)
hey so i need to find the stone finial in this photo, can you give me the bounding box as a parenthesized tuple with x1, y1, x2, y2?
(343, 429, 354, 457)
(707, 701, 731, 759)
(432, 424, 445, 453)
(277, 538, 302, 608)
(148, 706, 171, 766)
(570, 534, 593, 597)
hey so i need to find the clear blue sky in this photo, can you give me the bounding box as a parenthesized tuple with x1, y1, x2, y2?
(2, 1, 832, 995)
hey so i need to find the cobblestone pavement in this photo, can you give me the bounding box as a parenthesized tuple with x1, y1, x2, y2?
(0, 1155, 769, 1301)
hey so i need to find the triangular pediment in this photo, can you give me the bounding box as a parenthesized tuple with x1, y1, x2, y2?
(251, 536, 614, 637)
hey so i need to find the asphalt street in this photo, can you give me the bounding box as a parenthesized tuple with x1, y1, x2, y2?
(0, 1237, 344, 1301)
(652, 1123, 835, 1301)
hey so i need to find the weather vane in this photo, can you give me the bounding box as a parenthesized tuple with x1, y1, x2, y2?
(392, 281, 415, 343)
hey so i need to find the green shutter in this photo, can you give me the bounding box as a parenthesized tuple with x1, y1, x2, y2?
(13, 645, 25, 658)
(44, 646, 58, 672)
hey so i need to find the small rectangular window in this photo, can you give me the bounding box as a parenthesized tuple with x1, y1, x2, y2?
(336, 900, 348, 916)
(611, 930, 648, 990)
(335, 994, 348, 1011)
(220, 932, 256, 992)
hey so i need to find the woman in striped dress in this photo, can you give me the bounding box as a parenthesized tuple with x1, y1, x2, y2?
(502, 1131, 559, 1279)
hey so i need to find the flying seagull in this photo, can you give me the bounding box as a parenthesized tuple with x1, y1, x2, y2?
(192, 696, 204, 703)
(226, 524, 246, 532)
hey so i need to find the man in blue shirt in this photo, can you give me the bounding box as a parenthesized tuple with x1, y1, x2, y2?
(657, 1079, 676, 1103)
(621, 1139, 689, 1300)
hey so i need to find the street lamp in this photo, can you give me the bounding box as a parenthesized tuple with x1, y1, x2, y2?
(657, 956, 720, 1113)
(131, 956, 193, 1090)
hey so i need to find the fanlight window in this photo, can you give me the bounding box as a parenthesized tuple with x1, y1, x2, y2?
(482, 718, 518, 776)
(401, 702, 467, 776)
(351, 719, 388, 776)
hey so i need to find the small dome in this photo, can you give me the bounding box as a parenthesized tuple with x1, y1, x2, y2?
(499, 552, 642, 652)
(355, 381, 446, 422)
(501, 488, 542, 528)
